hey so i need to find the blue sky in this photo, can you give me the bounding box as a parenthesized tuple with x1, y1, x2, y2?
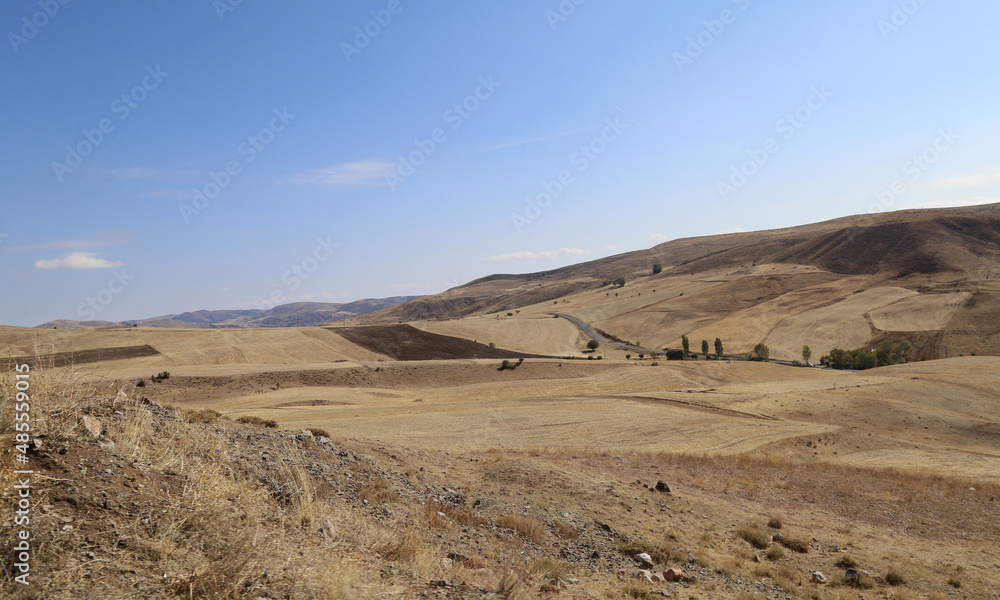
(2, 1, 999, 326)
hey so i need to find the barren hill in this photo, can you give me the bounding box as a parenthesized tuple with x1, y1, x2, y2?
(350, 205, 1000, 360)
(36, 297, 422, 330)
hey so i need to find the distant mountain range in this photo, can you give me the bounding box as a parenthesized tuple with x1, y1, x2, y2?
(37, 297, 422, 330)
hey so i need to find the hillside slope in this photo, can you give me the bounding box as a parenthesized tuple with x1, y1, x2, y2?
(349, 205, 1000, 360)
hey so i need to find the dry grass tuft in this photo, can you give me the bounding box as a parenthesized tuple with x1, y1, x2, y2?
(235, 415, 278, 428)
(767, 515, 783, 529)
(835, 554, 858, 569)
(736, 524, 771, 549)
(885, 567, 906, 586)
(498, 514, 546, 544)
(553, 520, 581, 540)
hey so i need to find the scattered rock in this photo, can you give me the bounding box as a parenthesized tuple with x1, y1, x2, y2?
(636, 570, 655, 583)
(463, 556, 488, 569)
(812, 571, 826, 584)
(636, 552, 655, 568)
(650, 571, 666, 583)
(82, 416, 102, 437)
(470, 568, 493, 577)
(300, 429, 314, 439)
(616, 567, 629, 580)
(664, 567, 684, 582)
(655, 480, 671, 493)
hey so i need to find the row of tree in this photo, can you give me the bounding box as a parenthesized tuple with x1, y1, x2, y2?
(820, 340, 911, 370)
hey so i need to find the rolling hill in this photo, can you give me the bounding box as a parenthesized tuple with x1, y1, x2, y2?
(35, 296, 422, 330)
(350, 205, 1000, 360)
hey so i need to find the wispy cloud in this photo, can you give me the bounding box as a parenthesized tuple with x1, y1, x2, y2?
(483, 247, 590, 262)
(106, 167, 173, 180)
(899, 196, 1000, 211)
(3, 232, 130, 253)
(649, 233, 670, 243)
(604, 244, 620, 251)
(926, 168, 1000, 188)
(285, 159, 392, 188)
(387, 282, 434, 292)
(481, 128, 589, 152)
(710, 227, 747, 235)
(34, 252, 125, 270)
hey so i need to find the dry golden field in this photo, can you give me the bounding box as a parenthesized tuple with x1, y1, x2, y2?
(2, 321, 999, 599)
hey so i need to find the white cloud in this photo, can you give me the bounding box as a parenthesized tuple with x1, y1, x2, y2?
(710, 227, 747, 235)
(387, 283, 434, 291)
(483, 247, 591, 262)
(3, 232, 129, 253)
(899, 196, 1000, 211)
(34, 252, 125, 270)
(649, 233, 670, 243)
(285, 159, 393, 188)
(926, 169, 1000, 188)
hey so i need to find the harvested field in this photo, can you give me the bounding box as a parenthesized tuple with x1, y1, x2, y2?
(330, 324, 551, 361)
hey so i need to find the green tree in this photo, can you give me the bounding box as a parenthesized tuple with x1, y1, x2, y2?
(802, 345, 812, 364)
(652, 263, 663, 275)
(714, 338, 723, 358)
(681, 335, 690, 358)
(752, 343, 770, 361)
(665, 349, 684, 360)
(614, 276, 626, 287)
(587, 339, 600, 351)
(701, 340, 710, 356)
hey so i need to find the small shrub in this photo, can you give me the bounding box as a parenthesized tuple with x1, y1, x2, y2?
(947, 576, 962, 588)
(767, 516, 783, 529)
(765, 545, 784, 561)
(553, 521, 580, 540)
(736, 525, 770, 549)
(885, 568, 906, 586)
(237, 416, 279, 428)
(834, 555, 857, 569)
(850, 573, 875, 589)
(150, 371, 171, 383)
(498, 515, 545, 544)
(135, 379, 146, 388)
(779, 537, 809, 554)
(665, 349, 684, 360)
(308, 428, 331, 438)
